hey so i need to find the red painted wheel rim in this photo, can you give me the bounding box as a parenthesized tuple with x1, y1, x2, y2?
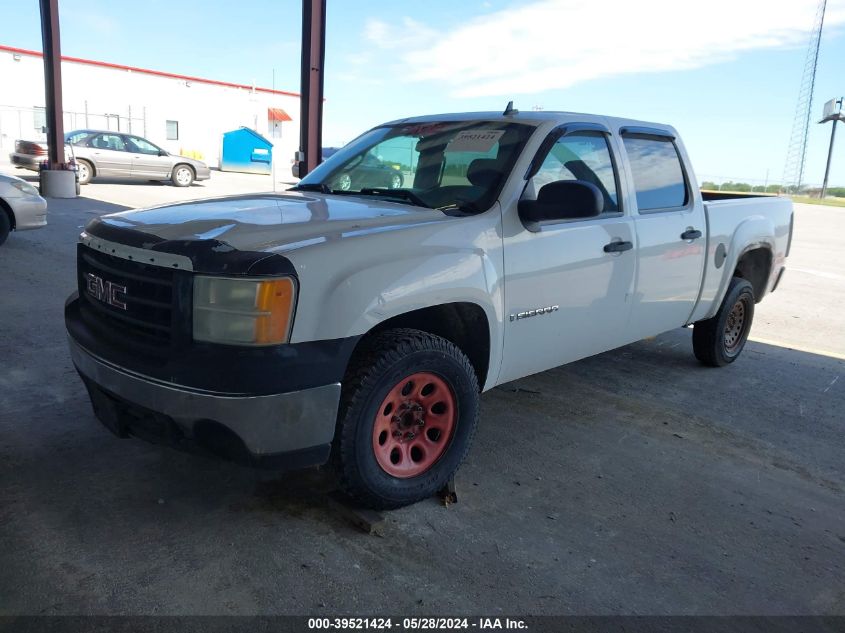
(372, 372, 457, 479)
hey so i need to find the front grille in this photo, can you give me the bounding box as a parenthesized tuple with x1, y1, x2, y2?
(77, 244, 177, 345)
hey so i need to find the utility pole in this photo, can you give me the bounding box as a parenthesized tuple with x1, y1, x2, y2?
(819, 97, 843, 199)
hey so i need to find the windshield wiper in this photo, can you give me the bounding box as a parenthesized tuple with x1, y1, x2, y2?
(290, 183, 333, 194)
(436, 201, 482, 216)
(357, 188, 430, 209)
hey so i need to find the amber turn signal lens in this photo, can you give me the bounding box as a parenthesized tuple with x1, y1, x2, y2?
(254, 278, 296, 345)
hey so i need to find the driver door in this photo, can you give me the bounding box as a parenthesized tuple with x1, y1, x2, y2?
(498, 127, 637, 384)
(126, 135, 172, 179)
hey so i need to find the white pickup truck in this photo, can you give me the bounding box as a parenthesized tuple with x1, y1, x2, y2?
(65, 109, 793, 508)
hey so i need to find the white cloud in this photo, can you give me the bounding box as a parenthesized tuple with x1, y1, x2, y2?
(364, 17, 439, 50)
(377, 0, 845, 98)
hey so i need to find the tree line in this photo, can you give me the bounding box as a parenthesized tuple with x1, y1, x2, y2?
(700, 181, 845, 197)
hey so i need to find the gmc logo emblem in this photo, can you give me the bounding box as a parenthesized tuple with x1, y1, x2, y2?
(85, 273, 128, 310)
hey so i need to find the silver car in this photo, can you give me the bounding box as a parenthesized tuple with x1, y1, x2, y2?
(0, 172, 47, 246)
(10, 129, 211, 187)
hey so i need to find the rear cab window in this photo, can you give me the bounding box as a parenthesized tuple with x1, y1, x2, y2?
(622, 133, 689, 212)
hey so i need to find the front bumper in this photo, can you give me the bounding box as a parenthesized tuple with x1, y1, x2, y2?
(9, 152, 41, 170)
(9, 195, 48, 230)
(68, 333, 341, 470)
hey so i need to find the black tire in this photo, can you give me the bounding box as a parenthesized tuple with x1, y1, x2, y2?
(693, 277, 755, 367)
(388, 172, 403, 189)
(0, 206, 11, 246)
(76, 159, 93, 185)
(171, 164, 194, 187)
(334, 328, 480, 510)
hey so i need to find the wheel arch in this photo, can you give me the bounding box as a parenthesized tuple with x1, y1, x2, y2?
(0, 197, 16, 230)
(351, 302, 492, 391)
(733, 245, 773, 302)
(173, 163, 196, 178)
(76, 157, 95, 177)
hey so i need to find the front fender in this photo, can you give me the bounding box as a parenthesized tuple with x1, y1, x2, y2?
(284, 213, 505, 387)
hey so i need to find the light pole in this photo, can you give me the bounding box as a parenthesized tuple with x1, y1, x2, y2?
(819, 97, 844, 199)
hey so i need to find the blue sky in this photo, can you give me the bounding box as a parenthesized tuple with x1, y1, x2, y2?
(2, 0, 845, 186)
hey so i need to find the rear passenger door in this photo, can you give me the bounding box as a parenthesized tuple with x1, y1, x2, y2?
(87, 133, 131, 178)
(621, 129, 706, 339)
(498, 125, 637, 384)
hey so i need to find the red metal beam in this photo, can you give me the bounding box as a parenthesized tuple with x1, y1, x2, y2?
(39, 0, 65, 169)
(298, 0, 326, 178)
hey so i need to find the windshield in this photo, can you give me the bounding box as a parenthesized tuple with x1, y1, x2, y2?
(295, 120, 534, 213)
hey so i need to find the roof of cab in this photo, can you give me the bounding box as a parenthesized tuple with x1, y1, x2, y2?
(381, 110, 677, 136)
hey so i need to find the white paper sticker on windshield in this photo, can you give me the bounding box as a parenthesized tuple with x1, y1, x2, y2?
(447, 130, 505, 153)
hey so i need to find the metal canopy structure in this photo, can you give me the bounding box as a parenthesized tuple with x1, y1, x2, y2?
(297, 0, 326, 179)
(39, 0, 66, 170)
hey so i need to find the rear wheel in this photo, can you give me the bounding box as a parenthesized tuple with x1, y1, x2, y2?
(693, 277, 755, 367)
(388, 172, 403, 189)
(334, 329, 479, 509)
(171, 164, 194, 187)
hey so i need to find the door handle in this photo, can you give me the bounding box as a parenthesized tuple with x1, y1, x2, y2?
(681, 229, 702, 240)
(603, 240, 633, 253)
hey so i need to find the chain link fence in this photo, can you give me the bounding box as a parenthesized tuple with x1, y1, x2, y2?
(0, 104, 147, 152)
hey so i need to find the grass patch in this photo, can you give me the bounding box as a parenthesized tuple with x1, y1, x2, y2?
(790, 196, 845, 207)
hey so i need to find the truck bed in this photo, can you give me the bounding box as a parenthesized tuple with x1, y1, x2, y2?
(689, 194, 793, 324)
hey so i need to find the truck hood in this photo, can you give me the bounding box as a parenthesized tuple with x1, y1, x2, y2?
(94, 192, 454, 253)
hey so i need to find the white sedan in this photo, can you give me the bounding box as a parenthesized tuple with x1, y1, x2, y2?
(0, 173, 47, 246)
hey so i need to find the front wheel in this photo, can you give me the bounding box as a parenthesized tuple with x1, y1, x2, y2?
(0, 209, 11, 246)
(334, 329, 479, 509)
(693, 277, 755, 367)
(171, 164, 194, 187)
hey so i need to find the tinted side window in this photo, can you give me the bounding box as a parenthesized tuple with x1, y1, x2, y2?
(91, 133, 127, 152)
(66, 131, 89, 145)
(126, 136, 161, 155)
(529, 132, 619, 212)
(623, 136, 688, 211)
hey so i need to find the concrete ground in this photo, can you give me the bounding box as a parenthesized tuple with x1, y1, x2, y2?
(0, 173, 843, 615)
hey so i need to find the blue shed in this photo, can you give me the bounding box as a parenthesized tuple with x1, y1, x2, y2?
(220, 127, 273, 175)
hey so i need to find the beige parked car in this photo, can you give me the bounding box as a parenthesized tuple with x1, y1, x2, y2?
(10, 129, 210, 187)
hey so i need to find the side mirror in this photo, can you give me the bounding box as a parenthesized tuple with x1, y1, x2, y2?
(159, 150, 168, 157)
(518, 180, 603, 232)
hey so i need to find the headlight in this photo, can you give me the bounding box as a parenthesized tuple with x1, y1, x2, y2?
(193, 276, 296, 346)
(10, 180, 39, 197)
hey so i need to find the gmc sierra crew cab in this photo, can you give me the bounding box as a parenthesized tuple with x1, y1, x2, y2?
(65, 109, 793, 509)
